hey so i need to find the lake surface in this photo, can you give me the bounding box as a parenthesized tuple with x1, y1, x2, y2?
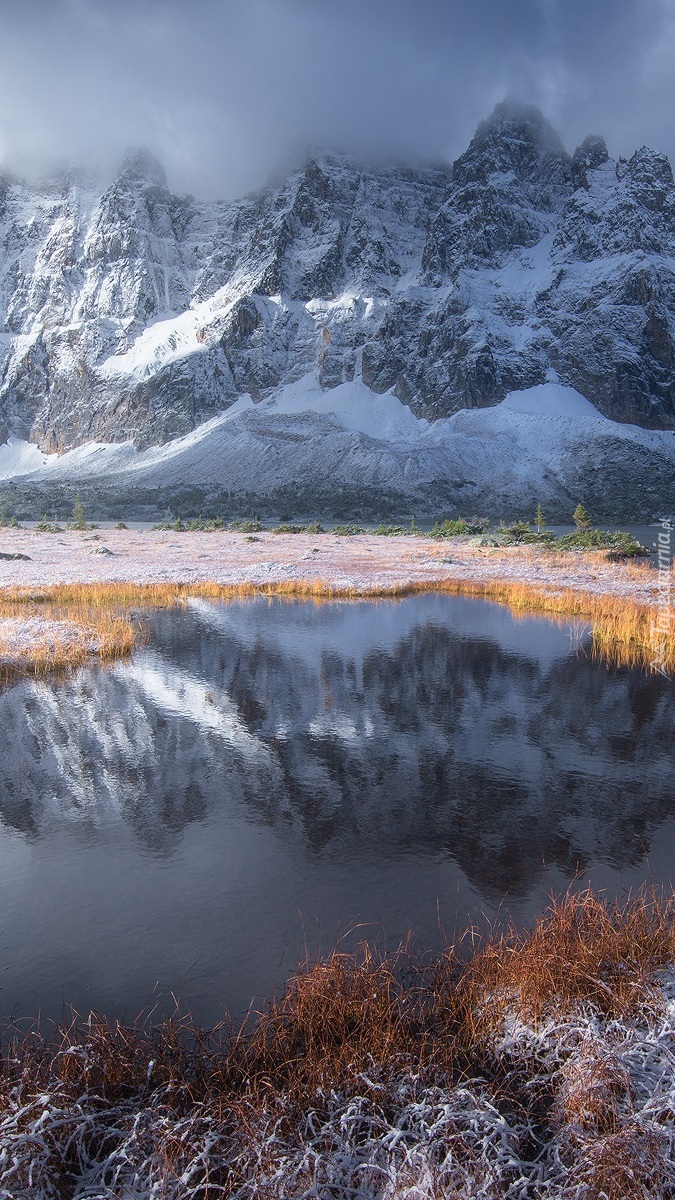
(1, 594, 674, 1028)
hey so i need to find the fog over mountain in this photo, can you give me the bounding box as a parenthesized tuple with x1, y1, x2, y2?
(2, 0, 675, 199)
(1, 3, 675, 520)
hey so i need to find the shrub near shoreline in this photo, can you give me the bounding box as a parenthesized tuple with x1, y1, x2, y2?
(0, 501, 654, 557)
(1, 890, 673, 1198)
(148, 512, 650, 556)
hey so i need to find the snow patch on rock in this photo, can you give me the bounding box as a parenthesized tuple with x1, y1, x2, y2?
(0, 436, 54, 479)
(499, 383, 605, 419)
(265, 373, 425, 441)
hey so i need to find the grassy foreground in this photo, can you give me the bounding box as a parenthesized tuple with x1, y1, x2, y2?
(0, 563, 673, 679)
(2, 890, 674, 1198)
(0, 590, 137, 681)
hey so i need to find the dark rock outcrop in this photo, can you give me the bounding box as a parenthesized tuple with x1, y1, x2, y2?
(1, 101, 675, 452)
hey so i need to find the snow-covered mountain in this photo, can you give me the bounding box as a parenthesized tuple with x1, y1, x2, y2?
(1, 100, 674, 519)
(2, 378, 674, 521)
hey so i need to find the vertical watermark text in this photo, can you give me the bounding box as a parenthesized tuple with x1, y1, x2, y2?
(651, 517, 673, 678)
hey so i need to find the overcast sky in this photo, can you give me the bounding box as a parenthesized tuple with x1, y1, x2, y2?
(1, 0, 674, 197)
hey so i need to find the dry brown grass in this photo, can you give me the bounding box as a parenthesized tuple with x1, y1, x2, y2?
(570, 1126, 671, 1200)
(556, 1040, 631, 1134)
(61, 887, 674, 1095)
(447, 576, 673, 674)
(225, 941, 424, 1106)
(1, 568, 673, 678)
(450, 888, 675, 1036)
(2, 889, 674, 1197)
(0, 592, 138, 682)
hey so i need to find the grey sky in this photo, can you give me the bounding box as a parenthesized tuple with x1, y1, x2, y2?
(1, 0, 674, 197)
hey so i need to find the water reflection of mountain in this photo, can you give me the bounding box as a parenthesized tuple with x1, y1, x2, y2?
(0, 596, 673, 898)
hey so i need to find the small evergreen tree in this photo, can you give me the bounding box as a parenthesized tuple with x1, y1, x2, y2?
(504, 520, 531, 543)
(572, 503, 591, 530)
(71, 495, 87, 530)
(535, 501, 545, 533)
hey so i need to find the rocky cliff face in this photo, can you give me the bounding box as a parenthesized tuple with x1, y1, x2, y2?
(1, 100, 675, 456)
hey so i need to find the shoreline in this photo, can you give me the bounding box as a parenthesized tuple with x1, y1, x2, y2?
(2, 889, 674, 1198)
(0, 528, 672, 676)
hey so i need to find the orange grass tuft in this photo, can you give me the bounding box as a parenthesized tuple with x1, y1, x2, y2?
(0, 593, 138, 681)
(0, 560, 673, 679)
(2, 889, 675, 1197)
(225, 941, 425, 1105)
(448, 888, 675, 1039)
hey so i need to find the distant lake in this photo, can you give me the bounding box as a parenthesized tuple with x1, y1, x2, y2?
(0, 594, 673, 1027)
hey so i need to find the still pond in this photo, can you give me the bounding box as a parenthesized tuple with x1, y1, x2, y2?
(0, 593, 673, 1026)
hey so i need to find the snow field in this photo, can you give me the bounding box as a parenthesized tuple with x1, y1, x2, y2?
(1, 381, 673, 503)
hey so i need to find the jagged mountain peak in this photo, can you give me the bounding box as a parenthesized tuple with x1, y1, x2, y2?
(483, 97, 562, 136)
(117, 148, 168, 190)
(571, 134, 609, 188)
(289, 153, 356, 207)
(454, 99, 570, 189)
(573, 132, 609, 163)
(421, 101, 574, 279)
(624, 145, 674, 202)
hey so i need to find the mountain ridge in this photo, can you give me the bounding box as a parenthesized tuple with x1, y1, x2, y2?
(1, 101, 674, 518)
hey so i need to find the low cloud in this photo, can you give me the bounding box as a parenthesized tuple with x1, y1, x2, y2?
(0, 0, 673, 197)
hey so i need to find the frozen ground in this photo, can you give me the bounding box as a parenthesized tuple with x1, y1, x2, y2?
(0, 524, 665, 675)
(0, 526, 661, 602)
(1, 974, 673, 1198)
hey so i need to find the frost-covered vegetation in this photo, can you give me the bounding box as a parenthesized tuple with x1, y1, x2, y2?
(1, 891, 674, 1198)
(0, 532, 671, 680)
(10, 506, 641, 558)
(0, 593, 136, 683)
